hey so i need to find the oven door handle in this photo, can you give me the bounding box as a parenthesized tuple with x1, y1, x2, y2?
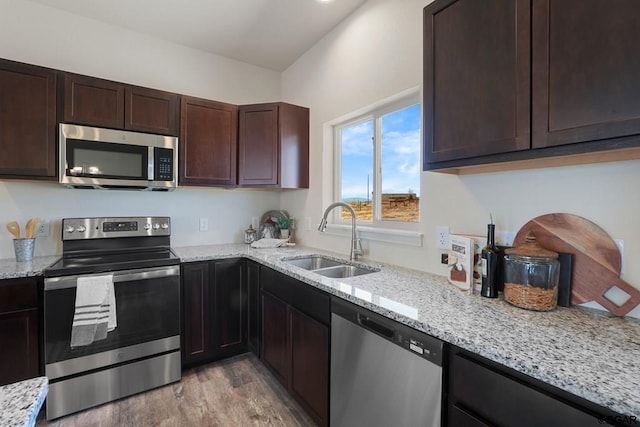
(44, 265, 180, 291)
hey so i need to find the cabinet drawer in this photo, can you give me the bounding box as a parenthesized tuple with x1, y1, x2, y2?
(0, 278, 38, 312)
(261, 268, 329, 324)
(450, 352, 601, 427)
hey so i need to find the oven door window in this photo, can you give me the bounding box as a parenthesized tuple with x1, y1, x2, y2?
(44, 269, 179, 364)
(66, 139, 148, 180)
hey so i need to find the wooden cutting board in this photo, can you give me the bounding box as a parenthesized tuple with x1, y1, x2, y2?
(514, 213, 639, 316)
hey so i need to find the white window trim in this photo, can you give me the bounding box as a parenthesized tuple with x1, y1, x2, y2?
(324, 86, 423, 247)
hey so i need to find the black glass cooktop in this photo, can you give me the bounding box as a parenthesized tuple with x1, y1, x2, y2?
(45, 248, 180, 277)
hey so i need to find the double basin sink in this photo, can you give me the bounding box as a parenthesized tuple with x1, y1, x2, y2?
(283, 255, 379, 279)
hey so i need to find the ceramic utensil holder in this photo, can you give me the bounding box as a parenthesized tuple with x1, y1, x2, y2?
(14, 238, 35, 262)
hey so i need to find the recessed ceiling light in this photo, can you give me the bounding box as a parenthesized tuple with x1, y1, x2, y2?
(316, 0, 335, 3)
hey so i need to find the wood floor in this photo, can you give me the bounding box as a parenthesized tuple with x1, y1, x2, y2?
(37, 353, 316, 427)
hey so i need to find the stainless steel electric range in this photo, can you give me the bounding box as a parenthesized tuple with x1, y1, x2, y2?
(43, 217, 181, 420)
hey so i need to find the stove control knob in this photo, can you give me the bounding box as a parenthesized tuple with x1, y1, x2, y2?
(153, 223, 160, 230)
(65, 225, 75, 233)
(76, 225, 86, 233)
(161, 223, 169, 230)
(144, 223, 152, 230)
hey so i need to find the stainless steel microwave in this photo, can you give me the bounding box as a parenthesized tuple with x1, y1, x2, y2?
(59, 124, 178, 191)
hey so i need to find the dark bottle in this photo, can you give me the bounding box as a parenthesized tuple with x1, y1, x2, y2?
(481, 223, 498, 298)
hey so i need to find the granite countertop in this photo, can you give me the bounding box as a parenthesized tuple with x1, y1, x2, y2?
(2, 244, 639, 417)
(0, 256, 59, 280)
(175, 243, 640, 418)
(0, 377, 48, 427)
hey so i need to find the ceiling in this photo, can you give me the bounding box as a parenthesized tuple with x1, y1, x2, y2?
(29, 0, 367, 71)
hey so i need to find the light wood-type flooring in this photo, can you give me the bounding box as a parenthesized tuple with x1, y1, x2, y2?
(37, 353, 316, 427)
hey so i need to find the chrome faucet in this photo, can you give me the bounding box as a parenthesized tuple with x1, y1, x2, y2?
(318, 202, 363, 261)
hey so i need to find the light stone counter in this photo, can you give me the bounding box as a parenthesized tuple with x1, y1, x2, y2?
(175, 243, 640, 418)
(2, 244, 637, 417)
(0, 377, 48, 427)
(0, 256, 59, 280)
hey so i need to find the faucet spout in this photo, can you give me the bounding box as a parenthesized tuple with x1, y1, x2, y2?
(318, 202, 363, 261)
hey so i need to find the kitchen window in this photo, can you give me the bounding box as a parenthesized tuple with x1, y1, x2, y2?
(333, 91, 421, 233)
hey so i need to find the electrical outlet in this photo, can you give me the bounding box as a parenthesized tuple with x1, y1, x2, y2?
(199, 218, 209, 232)
(435, 226, 450, 249)
(496, 231, 516, 246)
(36, 219, 50, 237)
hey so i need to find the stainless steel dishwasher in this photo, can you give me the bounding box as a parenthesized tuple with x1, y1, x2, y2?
(331, 298, 444, 427)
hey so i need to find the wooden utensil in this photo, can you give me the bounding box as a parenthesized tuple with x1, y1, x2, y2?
(514, 213, 640, 316)
(6, 221, 21, 239)
(25, 218, 40, 239)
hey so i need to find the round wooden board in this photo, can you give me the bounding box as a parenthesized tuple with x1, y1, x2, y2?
(514, 213, 639, 316)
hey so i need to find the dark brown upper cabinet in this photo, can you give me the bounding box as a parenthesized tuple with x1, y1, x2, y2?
(531, 0, 640, 149)
(0, 59, 57, 179)
(125, 86, 179, 136)
(423, 0, 530, 164)
(424, 0, 640, 173)
(238, 103, 309, 189)
(61, 73, 179, 135)
(179, 96, 238, 186)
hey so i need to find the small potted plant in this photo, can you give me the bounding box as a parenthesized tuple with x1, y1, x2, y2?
(276, 216, 291, 239)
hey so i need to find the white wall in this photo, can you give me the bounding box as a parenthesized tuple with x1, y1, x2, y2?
(0, 0, 282, 258)
(281, 0, 640, 290)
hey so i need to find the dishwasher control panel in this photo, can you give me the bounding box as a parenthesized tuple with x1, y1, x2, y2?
(396, 332, 442, 364)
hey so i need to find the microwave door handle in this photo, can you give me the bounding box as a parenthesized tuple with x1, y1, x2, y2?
(148, 146, 154, 180)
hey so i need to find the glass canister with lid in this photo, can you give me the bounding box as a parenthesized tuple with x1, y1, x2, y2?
(503, 231, 560, 311)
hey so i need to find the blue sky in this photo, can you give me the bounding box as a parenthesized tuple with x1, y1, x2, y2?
(341, 104, 421, 200)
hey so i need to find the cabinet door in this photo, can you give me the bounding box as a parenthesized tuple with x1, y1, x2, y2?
(180, 96, 238, 186)
(532, 0, 640, 148)
(449, 352, 602, 426)
(238, 104, 279, 186)
(62, 73, 125, 129)
(246, 261, 261, 356)
(290, 307, 329, 427)
(0, 278, 39, 386)
(0, 309, 39, 386)
(213, 259, 245, 358)
(423, 0, 530, 164)
(181, 262, 213, 365)
(0, 60, 56, 178)
(125, 86, 179, 136)
(261, 291, 288, 385)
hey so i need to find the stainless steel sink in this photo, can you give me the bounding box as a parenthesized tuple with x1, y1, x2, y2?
(313, 265, 376, 278)
(283, 255, 379, 278)
(284, 256, 343, 270)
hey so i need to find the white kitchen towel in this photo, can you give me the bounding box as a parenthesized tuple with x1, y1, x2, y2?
(250, 238, 289, 249)
(70, 274, 116, 347)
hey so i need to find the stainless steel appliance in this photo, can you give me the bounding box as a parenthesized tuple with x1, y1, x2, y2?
(59, 124, 178, 191)
(331, 298, 443, 427)
(43, 217, 181, 420)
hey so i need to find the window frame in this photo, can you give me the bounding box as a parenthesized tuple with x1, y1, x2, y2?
(332, 90, 421, 232)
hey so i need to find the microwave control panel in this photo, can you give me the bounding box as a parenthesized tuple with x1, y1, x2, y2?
(154, 147, 174, 181)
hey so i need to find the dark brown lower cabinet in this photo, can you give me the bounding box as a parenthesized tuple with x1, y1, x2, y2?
(289, 307, 329, 425)
(181, 259, 245, 366)
(448, 348, 615, 426)
(260, 267, 330, 427)
(214, 258, 246, 359)
(0, 278, 40, 386)
(246, 260, 261, 356)
(261, 291, 288, 383)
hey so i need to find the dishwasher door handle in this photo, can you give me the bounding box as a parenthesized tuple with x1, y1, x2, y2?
(357, 314, 395, 339)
